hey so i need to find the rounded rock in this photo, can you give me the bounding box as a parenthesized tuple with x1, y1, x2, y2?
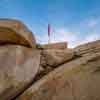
(0, 19, 36, 48)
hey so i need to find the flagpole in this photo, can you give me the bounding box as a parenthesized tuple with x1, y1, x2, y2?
(53, 29, 55, 43)
(48, 24, 50, 44)
(48, 35, 50, 44)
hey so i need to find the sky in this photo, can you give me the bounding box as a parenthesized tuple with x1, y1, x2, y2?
(0, 0, 100, 47)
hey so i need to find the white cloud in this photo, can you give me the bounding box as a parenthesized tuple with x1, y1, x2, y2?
(35, 28, 81, 48)
(79, 17, 100, 30)
(82, 33, 100, 43)
(87, 19, 98, 28)
(35, 28, 100, 48)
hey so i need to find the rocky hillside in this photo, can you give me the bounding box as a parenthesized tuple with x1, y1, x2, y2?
(16, 40, 100, 100)
(0, 19, 100, 100)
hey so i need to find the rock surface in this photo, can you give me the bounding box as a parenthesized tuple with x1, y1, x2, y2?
(16, 40, 100, 100)
(0, 19, 39, 100)
(74, 40, 100, 56)
(40, 49, 74, 67)
(37, 42, 67, 50)
(0, 19, 100, 100)
(0, 45, 40, 100)
(0, 19, 36, 48)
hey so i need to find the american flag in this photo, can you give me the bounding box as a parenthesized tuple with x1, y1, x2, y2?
(48, 24, 51, 37)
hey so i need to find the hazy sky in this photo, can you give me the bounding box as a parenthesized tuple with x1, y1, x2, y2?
(0, 0, 100, 47)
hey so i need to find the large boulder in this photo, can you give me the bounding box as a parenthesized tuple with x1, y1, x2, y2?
(37, 42, 67, 50)
(40, 49, 74, 67)
(74, 40, 100, 56)
(0, 19, 36, 48)
(0, 19, 40, 100)
(0, 45, 40, 100)
(16, 40, 100, 100)
(0, 19, 100, 100)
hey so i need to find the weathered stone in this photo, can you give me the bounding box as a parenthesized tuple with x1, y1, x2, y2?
(0, 19, 36, 48)
(0, 19, 100, 100)
(35, 65, 53, 81)
(16, 47, 100, 100)
(0, 45, 40, 100)
(40, 49, 74, 67)
(16, 40, 100, 100)
(74, 40, 100, 56)
(37, 42, 67, 50)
